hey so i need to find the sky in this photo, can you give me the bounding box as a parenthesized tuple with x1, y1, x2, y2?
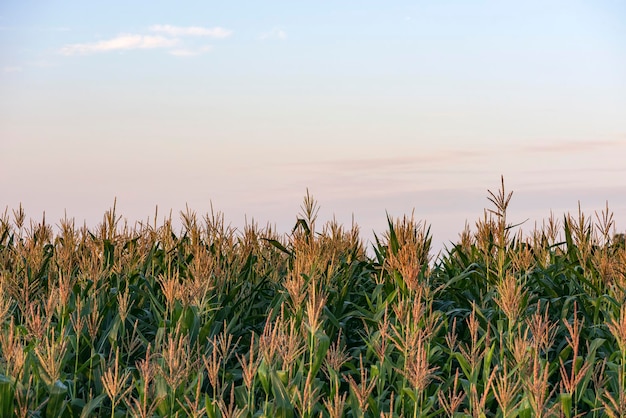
(1, 1, 625, 253)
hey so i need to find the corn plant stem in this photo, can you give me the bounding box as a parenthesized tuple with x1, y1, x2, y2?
(507, 318, 514, 352)
(170, 387, 175, 418)
(36, 378, 41, 412)
(355, 405, 365, 418)
(89, 346, 95, 396)
(247, 381, 255, 415)
(622, 350, 626, 411)
(306, 331, 316, 418)
(376, 359, 385, 402)
(413, 388, 425, 418)
(400, 375, 408, 416)
(305, 351, 314, 417)
(572, 361, 579, 418)
(73, 333, 80, 398)
(60, 308, 66, 345)
(119, 320, 125, 356)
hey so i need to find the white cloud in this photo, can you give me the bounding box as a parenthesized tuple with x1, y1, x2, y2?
(260, 27, 287, 40)
(3, 66, 22, 73)
(168, 45, 213, 57)
(60, 34, 178, 55)
(150, 25, 232, 38)
(59, 25, 231, 57)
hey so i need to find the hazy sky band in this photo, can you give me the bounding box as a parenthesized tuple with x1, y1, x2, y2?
(1, 1, 625, 250)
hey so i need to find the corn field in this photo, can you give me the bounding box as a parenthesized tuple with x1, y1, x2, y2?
(1, 180, 626, 417)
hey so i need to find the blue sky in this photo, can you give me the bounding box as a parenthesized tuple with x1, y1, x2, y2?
(1, 1, 625, 250)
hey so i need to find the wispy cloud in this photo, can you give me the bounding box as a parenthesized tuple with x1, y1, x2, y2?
(260, 27, 287, 40)
(30, 60, 58, 68)
(521, 139, 626, 154)
(150, 25, 232, 38)
(288, 150, 482, 173)
(168, 45, 213, 57)
(2, 66, 22, 73)
(60, 24, 231, 56)
(60, 34, 178, 55)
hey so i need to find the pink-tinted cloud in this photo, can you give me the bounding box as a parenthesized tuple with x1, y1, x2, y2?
(2, 66, 22, 73)
(521, 139, 626, 154)
(283, 150, 482, 173)
(60, 34, 178, 55)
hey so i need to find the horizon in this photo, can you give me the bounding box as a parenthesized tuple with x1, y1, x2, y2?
(2, 180, 624, 258)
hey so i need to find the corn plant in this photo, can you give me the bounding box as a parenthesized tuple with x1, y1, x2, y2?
(0, 181, 625, 417)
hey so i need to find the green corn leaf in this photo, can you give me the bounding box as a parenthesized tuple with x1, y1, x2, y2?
(46, 379, 69, 418)
(0, 375, 15, 418)
(560, 393, 572, 418)
(270, 370, 294, 418)
(309, 330, 331, 378)
(79, 393, 107, 418)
